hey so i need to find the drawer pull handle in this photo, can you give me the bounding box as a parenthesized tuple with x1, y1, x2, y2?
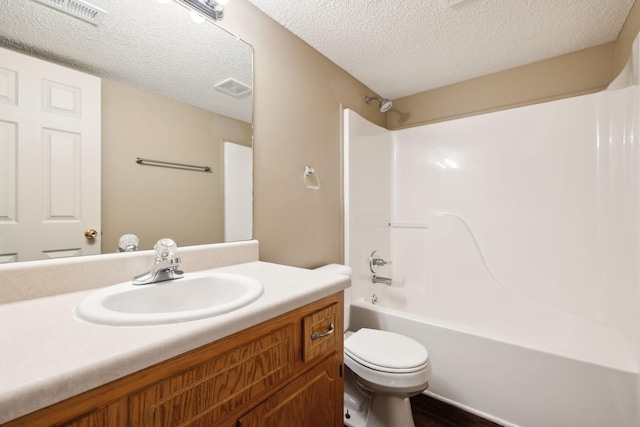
(311, 323, 335, 340)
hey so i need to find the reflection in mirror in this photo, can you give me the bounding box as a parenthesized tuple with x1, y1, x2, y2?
(0, 0, 253, 263)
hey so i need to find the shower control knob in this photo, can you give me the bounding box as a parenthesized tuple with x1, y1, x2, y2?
(369, 250, 391, 273)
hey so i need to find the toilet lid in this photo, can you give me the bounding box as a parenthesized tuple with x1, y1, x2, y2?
(344, 328, 429, 372)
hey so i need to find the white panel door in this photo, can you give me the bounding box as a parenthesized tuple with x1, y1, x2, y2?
(224, 142, 252, 242)
(0, 47, 101, 262)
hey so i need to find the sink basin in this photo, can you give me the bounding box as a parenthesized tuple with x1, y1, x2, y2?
(74, 272, 263, 326)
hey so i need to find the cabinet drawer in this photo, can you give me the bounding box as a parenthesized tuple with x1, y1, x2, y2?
(130, 324, 295, 427)
(303, 303, 338, 362)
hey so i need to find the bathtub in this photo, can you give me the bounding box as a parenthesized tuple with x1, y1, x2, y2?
(348, 292, 640, 427)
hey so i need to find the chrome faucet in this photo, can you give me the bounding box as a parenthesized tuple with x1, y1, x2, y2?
(369, 250, 392, 273)
(372, 275, 392, 285)
(132, 238, 184, 285)
(369, 250, 393, 285)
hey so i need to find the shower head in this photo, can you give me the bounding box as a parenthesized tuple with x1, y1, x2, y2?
(365, 95, 393, 112)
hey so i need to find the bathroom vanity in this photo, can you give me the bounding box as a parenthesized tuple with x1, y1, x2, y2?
(0, 242, 349, 426)
(3, 293, 343, 427)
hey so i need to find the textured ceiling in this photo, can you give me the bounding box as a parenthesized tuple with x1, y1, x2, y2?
(0, 0, 253, 123)
(248, 0, 636, 100)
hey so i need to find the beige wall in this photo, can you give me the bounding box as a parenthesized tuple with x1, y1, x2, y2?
(219, 1, 386, 267)
(218, 0, 640, 267)
(101, 79, 251, 253)
(387, 43, 615, 129)
(388, 2, 640, 129)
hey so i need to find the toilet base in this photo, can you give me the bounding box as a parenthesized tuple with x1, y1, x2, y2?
(344, 367, 369, 427)
(367, 394, 415, 427)
(343, 366, 417, 427)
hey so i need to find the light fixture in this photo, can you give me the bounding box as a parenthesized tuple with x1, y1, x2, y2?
(177, 0, 225, 21)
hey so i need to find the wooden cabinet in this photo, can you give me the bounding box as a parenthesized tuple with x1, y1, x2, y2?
(238, 355, 342, 427)
(2, 292, 343, 427)
(302, 303, 337, 362)
(56, 401, 127, 427)
(130, 324, 297, 426)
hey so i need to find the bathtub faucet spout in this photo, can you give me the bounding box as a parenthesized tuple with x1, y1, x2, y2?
(372, 275, 392, 285)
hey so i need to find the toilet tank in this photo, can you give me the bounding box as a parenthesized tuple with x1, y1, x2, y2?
(314, 264, 353, 331)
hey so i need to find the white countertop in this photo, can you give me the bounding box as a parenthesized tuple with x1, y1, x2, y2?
(0, 261, 349, 424)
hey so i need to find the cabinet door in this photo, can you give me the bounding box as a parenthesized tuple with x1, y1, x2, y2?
(238, 355, 343, 427)
(129, 324, 296, 427)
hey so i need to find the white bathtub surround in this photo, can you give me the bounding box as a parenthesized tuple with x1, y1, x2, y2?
(349, 299, 638, 427)
(0, 252, 349, 424)
(343, 34, 640, 427)
(343, 111, 392, 304)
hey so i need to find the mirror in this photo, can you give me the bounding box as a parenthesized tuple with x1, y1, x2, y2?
(0, 0, 253, 261)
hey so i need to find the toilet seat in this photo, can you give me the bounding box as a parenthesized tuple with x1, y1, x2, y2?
(344, 328, 429, 373)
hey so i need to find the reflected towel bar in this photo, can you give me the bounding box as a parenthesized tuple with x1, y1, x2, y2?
(135, 157, 211, 172)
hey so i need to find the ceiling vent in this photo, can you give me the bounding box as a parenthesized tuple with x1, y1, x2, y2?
(214, 78, 252, 98)
(31, 0, 107, 25)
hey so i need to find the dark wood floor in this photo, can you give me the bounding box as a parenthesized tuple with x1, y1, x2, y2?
(411, 394, 503, 427)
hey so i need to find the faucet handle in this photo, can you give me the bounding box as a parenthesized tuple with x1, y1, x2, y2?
(118, 234, 139, 252)
(154, 238, 177, 262)
(369, 250, 392, 273)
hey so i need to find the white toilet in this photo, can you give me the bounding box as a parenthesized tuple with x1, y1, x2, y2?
(314, 264, 431, 427)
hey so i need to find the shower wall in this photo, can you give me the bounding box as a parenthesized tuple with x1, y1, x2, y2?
(344, 51, 640, 369)
(344, 109, 392, 303)
(345, 36, 640, 425)
(392, 82, 640, 357)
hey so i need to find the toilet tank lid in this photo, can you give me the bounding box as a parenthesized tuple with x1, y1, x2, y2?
(314, 264, 353, 278)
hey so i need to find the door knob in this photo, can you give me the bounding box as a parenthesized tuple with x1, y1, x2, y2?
(84, 229, 99, 240)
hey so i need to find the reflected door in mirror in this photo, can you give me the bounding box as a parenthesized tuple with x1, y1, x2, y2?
(224, 142, 253, 242)
(0, 47, 101, 263)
